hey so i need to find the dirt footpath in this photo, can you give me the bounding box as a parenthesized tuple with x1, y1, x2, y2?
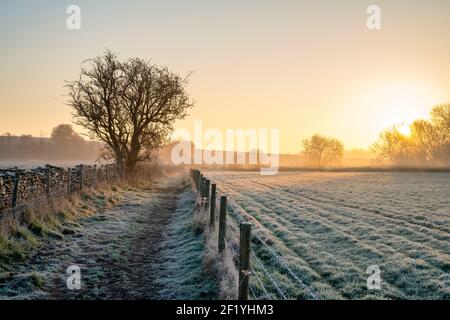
(0, 175, 216, 299)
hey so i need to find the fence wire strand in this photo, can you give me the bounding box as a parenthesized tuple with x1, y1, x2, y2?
(251, 263, 274, 300)
(253, 232, 319, 300)
(251, 251, 287, 299)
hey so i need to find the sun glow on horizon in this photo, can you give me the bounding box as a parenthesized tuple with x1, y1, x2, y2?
(397, 122, 411, 136)
(354, 81, 442, 140)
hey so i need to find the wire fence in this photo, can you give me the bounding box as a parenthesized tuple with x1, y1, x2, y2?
(190, 169, 319, 300)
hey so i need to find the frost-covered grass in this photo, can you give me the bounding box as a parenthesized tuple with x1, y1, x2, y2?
(0, 183, 124, 271)
(157, 188, 217, 299)
(207, 171, 450, 300)
(195, 203, 239, 300)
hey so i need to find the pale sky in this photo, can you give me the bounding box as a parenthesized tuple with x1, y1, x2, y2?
(1, 0, 450, 153)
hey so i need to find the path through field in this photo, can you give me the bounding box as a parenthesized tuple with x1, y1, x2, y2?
(0, 175, 216, 299)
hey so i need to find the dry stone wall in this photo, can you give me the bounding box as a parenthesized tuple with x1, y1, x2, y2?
(0, 164, 118, 212)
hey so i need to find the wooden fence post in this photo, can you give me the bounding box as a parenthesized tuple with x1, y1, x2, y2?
(67, 167, 71, 196)
(99, 165, 104, 183)
(210, 183, 216, 227)
(79, 165, 84, 191)
(93, 164, 97, 187)
(201, 176, 206, 198)
(117, 164, 122, 181)
(196, 171, 200, 190)
(218, 196, 227, 253)
(205, 179, 210, 209)
(11, 171, 20, 207)
(199, 174, 204, 194)
(106, 165, 110, 182)
(238, 223, 252, 300)
(45, 167, 51, 198)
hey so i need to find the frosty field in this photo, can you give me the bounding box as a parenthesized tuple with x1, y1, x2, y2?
(207, 171, 450, 299)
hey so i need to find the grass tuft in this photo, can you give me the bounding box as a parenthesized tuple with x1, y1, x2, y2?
(30, 272, 45, 289)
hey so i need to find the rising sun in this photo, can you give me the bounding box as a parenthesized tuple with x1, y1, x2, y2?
(397, 123, 411, 136)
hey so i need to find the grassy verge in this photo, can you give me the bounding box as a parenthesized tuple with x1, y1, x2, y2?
(191, 197, 239, 299)
(0, 179, 150, 272)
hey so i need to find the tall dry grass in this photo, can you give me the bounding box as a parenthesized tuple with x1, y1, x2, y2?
(191, 195, 239, 299)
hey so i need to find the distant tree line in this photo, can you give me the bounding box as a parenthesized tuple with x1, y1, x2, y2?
(372, 104, 450, 167)
(0, 124, 101, 160)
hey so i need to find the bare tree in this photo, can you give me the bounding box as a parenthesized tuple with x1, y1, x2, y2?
(302, 134, 344, 168)
(426, 104, 450, 162)
(431, 104, 450, 136)
(410, 120, 445, 161)
(67, 51, 193, 173)
(371, 127, 416, 164)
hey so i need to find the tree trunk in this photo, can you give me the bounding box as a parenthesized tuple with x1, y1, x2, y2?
(126, 148, 140, 174)
(114, 150, 125, 177)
